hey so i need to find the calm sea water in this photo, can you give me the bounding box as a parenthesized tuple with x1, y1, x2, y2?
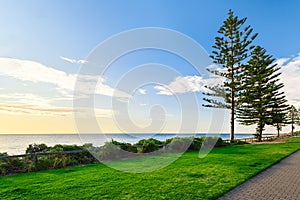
(0, 133, 254, 155)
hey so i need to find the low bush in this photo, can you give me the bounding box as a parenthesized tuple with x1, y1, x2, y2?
(166, 137, 193, 152)
(0, 143, 97, 175)
(189, 136, 205, 150)
(136, 138, 160, 153)
(203, 136, 227, 147)
(0, 155, 31, 175)
(111, 140, 137, 153)
(26, 143, 49, 153)
(98, 141, 122, 161)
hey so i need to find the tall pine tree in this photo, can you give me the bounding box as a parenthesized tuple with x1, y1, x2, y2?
(203, 10, 257, 142)
(237, 46, 289, 141)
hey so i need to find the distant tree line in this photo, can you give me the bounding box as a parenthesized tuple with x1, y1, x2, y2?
(203, 10, 300, 142)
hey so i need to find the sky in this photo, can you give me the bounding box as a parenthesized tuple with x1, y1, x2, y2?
(0, 0, 300, 134)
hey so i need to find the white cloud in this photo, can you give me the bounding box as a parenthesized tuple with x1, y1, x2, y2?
(0, 93, 74, 116)
(0, 57, 129, 98)
(0, 57, 74, 87)
(153, 54, 300, 110)
(0, 102, 114, 118)
(137, 88, 146, 94)
(0, 103, 77, 116)
(0, 93, 52, 107)
(60, 56, 88, 64)
(275, 58, 290, 66)
(278, 53, 300, 108)
(154, 75, 218, 95)
(0, 92, 116, 118)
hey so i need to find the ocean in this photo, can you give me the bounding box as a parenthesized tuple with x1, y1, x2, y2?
(0, 133, 255, 155)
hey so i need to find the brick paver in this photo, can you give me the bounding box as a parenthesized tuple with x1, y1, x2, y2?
(218, 150, 300, 200)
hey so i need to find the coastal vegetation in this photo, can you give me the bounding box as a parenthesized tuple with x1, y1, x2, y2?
(0, 136, 226, 176)
(1, 132, 299, 176)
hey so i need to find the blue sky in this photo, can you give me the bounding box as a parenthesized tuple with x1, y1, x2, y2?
(2, 0, 300, 63)
(0, 0, 300, 133)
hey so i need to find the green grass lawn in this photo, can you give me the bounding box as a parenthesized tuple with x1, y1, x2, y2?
(0, 143, 299, 200)
(285, 137, 300, 141)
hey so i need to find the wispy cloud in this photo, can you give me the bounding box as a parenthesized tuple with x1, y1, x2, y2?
(60, 56, 88, 64)
(0, 57, 129, 98)
(0, 103, 78, 116)
(154, 75, 215, 95)
(0, 101, 115, 118)
(0, 93, 75, 116)
(0, 93, 53, 107)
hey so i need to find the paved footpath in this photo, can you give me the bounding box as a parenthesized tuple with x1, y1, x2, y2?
(218, 150, 300, 200)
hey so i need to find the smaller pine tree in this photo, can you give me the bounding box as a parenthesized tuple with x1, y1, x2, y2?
(237, 46, 288, 141)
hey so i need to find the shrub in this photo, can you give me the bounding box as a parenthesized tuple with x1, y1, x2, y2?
(136, 138, 160, 153)
(52, 155, 67, 168)
(36, 157, 54, 170)
(189, 137, 205, 151)
(0, 162, 9, 175)
(0, 156, 30, 175)
(99, 141, 122, 161)
(136, 138, 162, 146)
(111, 140, 137, 153)
(167, 137, 193, 153)
(0, 152, 8, 156)
(202, 137, 226, 148)
(26, 143, 49, 154)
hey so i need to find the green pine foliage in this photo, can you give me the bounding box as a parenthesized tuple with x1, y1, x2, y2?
(203, 9, 257, 142)
(270, 103, 289, 137)
(237, 46, 289, 141)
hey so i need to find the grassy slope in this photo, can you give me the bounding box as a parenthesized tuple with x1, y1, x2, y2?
(0, 143, 299, 200)
(285, 137, 300, 141)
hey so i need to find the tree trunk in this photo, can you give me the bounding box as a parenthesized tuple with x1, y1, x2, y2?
(291, 117, 294, 135)
(230, 89, 235, 143)
(229, 31, 235, 144)
(277, 125, 280, 138)
(230, 108, 234, 143)
(257, 127, 262, 142)
(257, 120, 263, 142)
